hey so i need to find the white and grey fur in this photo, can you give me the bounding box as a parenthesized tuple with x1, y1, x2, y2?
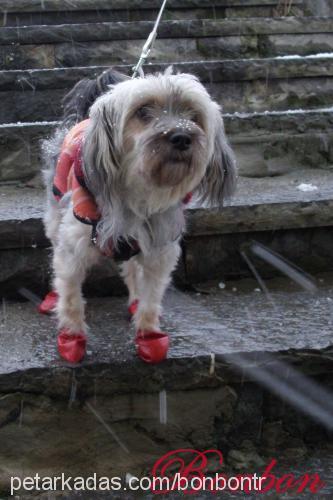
(42, 67, 237, 336)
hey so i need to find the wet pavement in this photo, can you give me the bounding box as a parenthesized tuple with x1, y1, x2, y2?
(0, 272, 333, 374)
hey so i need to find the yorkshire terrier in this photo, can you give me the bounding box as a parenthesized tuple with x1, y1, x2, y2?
(41, 67, 237, 363)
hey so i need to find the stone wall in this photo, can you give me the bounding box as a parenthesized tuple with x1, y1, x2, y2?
(304, 0, 333, 15)
(0, 375, 331, 496)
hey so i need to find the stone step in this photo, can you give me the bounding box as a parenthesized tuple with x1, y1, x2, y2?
(1, 0, 296, 11)
(1, 17, 332, 69)
(0, 274, 332, 492)
(1, 275, 332, 378)
(0, 0, 305, 26)
(0, 56, 332, 122)
(1, 109, 332, 183)
(1, 168, 333, 296)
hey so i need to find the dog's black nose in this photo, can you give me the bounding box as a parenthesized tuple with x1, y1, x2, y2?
(169, 132, 192, 151)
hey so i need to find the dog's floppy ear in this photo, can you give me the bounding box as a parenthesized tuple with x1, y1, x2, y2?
(197, 107, 237, 207)
(82, 94, 120, 198)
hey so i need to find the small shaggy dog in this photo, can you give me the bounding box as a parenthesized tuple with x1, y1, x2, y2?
(42, 67, 236, 363)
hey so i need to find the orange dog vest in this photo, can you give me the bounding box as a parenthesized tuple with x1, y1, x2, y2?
(52, 119, 100, 225)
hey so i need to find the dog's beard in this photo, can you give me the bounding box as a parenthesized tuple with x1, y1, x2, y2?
(152, 156, 192, 187)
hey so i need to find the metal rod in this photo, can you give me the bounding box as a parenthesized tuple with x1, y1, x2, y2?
(132, 0, 168, 79)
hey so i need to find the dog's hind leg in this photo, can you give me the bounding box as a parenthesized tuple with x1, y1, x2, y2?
(43, 202, 62, 248)
(134, 241, 181, 332)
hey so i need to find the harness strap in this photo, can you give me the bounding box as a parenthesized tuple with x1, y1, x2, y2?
(72, 140, 100, 225)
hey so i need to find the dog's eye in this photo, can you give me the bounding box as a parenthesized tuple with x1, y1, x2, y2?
(192, 113, 201, 124)
(136, 105, 152, 122)
(190, 112, 204, 129)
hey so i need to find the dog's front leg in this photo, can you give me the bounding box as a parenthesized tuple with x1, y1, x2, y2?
(120, 257, 142, 308)
(135, 241, 181, 332)
(53, 251, 86, 333)
(52, 218, 100, 335)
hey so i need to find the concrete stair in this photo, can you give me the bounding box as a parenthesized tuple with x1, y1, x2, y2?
(0, 0, 306, 26)
(1, 275, 333, 495)
(1, 0, 333, 494)
(0, 56, 333, 122)
(1, 108, 332, 182)
(1, 17, 333, 69)
(2, 166, 333, 296)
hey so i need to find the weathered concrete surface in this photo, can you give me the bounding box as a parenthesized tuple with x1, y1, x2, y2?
(0, 382, 331, 496)
(259, 33, 333, 58)
(0, 43, 56, 71)
(304, 0, 333, 16)
(0, 387, 235, 495)
(233, 132, 333, 176)
(54, 38, 200, 69)
(1, 275, 333, 380)
(0, 6, 286, 28)
(0, 277, 332, 496)
(2, 168, 333, 247)
(2, 58, 332, 91)
(224, 108, 333, 135)
(4, 32, 333, 69)
(1, 17, 331, 45)
(0, 0, 291, 13)
(0, 385, 332, 497)
(1, 169, 333, 293)
(7, 451, 333, 498)
(183, 226, 333, 282)
(209, 76, 333, 114)
(0, 58, 332, 120)
(0, 246, 128, 298)
(0, 122, 57, 182)
(1, 112, 332, 182)
(10, 74, 326, 118)
(0, 89, 64, 124)
(2, 225, 333, 296)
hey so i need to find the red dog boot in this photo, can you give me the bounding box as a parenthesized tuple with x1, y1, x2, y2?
(135, 330, 169, 364)
(128, 299, 139, 319)
(38, 291, 58, 315)
(57, 329, 87, 364)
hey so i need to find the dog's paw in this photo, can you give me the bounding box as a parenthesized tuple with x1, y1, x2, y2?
(57, 329, 87, 364)
(38, 290, 58, 315)
(135, 330, 169, 364)
(135, 309, 161, 332)
(128, 299, 139, 320)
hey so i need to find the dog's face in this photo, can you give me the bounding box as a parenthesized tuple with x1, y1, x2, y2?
(121, 78, 209, 189)
(83, 70, 236, 210)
